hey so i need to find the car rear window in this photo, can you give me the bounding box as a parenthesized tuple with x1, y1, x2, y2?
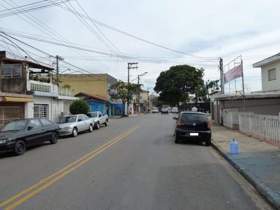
(180, 113, 208, 123)
(87, 112, 97, 117)
(60, 116, 77, 123)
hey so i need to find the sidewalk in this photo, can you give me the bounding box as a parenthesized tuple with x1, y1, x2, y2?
(212, 124, 280, 209)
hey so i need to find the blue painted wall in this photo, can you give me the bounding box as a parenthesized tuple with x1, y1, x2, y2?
(87, 100, 124, 116)
(88, 100, 106, 114)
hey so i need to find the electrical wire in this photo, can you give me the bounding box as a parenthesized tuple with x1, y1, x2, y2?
(0, 0, 72, 19)
(0, 0, 68, 43)
(74, 0, 120, 53)
(56, 3, 219, 61)
(0, 0, 219, 62)
(1, 30, 219, 66)
(0, 32, 93, 74)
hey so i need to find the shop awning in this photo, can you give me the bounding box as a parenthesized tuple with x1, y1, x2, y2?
(3, 96, 32, 102)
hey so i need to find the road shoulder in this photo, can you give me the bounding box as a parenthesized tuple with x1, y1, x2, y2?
(212, 124, 280, 210)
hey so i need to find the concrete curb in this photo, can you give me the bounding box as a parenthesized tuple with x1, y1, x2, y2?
(212, 142, 280, 210)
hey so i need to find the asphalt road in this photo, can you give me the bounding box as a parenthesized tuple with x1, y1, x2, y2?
(0, 114, 272, 210)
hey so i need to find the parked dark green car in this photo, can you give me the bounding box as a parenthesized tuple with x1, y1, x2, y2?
(0, 118, 59, 155)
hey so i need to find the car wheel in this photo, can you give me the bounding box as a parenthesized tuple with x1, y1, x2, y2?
(50, 132, 58, 144)
(72, 128, 78, 137)
(175, 134, 180, 144)
(104, 122, 108, 127)
(88, 124, 93, 132)
(96, 122, 100, 129)
(14, 140, 26, 155)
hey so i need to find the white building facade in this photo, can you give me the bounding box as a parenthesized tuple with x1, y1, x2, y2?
(253, 53, 280, 92)
(26, 80, 76, 122)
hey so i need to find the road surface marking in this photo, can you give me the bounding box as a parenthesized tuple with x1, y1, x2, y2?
(0, 126, 139, 210)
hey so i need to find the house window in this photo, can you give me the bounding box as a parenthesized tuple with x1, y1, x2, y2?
(34, 104, 49, 119)
(1, 64, 22, 78)
(268, 68, 276, 81)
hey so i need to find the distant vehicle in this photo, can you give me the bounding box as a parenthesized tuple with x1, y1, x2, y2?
(151, 107, 159, 113)
(171, 107, 179, 113)
(161, 107, 169, 114)
(0, 118, 59, 155)
(173, 112, 211, 146)
(87, 111, 108, 129)
(58, 114, 93, 137)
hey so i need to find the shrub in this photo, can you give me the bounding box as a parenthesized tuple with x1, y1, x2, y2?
(70, 100, 89, 114)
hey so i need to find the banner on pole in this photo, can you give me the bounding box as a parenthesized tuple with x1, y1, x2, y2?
(224, 64, 243, 84)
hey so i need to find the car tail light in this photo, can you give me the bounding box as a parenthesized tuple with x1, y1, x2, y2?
(207, 120, 212, 129)
(176, 121, 184, 128)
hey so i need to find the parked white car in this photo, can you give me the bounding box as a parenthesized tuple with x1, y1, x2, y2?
(58, 114, 94, 137)
(87, 111, 109, 129)
(171, 107, 179, 113)
(151, 107, 159, 113)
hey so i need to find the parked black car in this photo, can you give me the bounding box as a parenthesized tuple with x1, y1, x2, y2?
(173, 112, 211, 146)
(0, 118, 59, 155)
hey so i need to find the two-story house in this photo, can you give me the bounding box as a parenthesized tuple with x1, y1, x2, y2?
(0, 51, 76, 126)
(253, 52, 280, 92)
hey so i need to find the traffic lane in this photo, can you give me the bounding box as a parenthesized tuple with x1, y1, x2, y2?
(0, 117, 138, 202)
(17, 114, 261, 210)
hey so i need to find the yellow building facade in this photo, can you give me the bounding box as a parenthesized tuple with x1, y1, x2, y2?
(60, 74, 117, 100)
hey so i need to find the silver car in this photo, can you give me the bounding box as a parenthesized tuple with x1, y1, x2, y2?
(58, 114, 94, 137)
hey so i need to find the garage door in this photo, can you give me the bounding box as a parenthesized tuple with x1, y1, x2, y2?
(0, 106, 24, 128)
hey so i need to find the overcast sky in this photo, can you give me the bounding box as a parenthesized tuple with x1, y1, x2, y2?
(1, 0, 280, 93)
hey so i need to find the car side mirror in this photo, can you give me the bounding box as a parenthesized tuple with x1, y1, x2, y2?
(78, 119, 82, 122)
(173, 117, 178, 120)
(27, 126, 33, 130)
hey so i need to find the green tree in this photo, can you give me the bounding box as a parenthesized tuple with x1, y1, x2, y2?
(110, 81, 141, 115)
(154, 65, 205, 106)
(70, 100, 89, 115)
(206, 80, 219, 93)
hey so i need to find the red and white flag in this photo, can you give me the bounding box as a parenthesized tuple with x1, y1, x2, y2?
(224, 64, 243, 83)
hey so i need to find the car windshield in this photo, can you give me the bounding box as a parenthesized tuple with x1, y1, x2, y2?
(180, 113, 208, 123)
(60, 116, 77, 123)
(87, 112, 97, 118)
(1, 120, 27, 131)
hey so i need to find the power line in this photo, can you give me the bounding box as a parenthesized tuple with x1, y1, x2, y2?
(61, 0, 118, 55)
(1, 30, 219, 66)
(0, 0, 219, 62)
(0, 32, 93, 74)
(0, 0, 50, 13)
(73, 0, 120, 54)
(0, 30, 136, 58)
(0, 0, 69, 43)
(56, 3, 218, 61)
(0, 33, 40, 64)
(0, 0, 72, 19)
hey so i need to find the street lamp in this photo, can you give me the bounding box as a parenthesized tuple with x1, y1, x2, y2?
(137, 72, 148, 85)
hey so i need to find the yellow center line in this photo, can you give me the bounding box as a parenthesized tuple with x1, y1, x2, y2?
(0, 126, 139, 210)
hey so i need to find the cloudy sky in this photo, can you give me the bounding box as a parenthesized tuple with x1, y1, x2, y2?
(0, 0, 280, 93)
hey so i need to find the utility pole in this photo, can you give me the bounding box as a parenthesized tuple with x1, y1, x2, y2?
(219, 57, 224, 94)
(127, 62, 138, 115)
(55, 55, 64, 86)
(241, 58, 245, 95)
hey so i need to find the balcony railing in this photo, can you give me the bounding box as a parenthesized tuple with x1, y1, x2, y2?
(30, 82, 51, 93)
(28, 80, 74, 97)
(59, 87, 74, 97)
